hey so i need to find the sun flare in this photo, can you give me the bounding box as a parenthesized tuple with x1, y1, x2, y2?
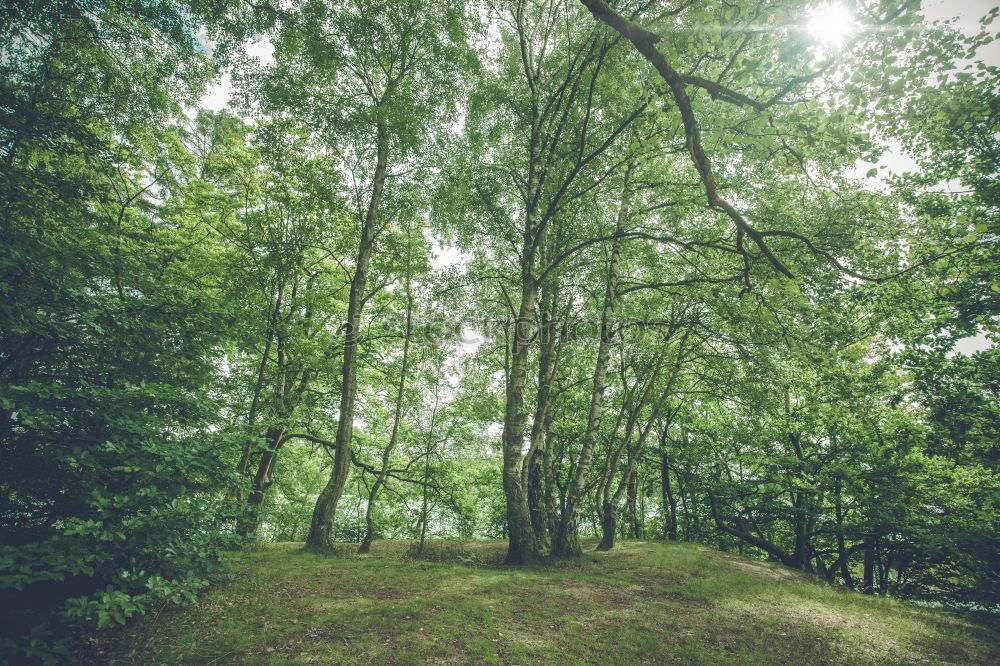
(807, 3, 855, 46)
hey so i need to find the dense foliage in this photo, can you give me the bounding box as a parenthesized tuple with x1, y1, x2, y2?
(2, 0, 997, 661)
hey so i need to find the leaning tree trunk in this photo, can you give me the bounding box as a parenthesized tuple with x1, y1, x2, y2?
(307, 123, 389, 551)
(236, 426, 283, 536)
(834, 484, 855, 588)
(603, 343, 690, 552)
(238, 316, 309, 537)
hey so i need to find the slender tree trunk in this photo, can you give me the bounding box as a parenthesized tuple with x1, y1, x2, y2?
(235, 283, 283, 504)
(626, 468, 639, 539)
(786, 428, 814, 572)
(639, 477, 647, 539)
(418, 453, 431, 553)
(528, 455, 549, 549)
(679, 476, 690, 540)
(359, 242, 413, 554)
(596, 350, 677, 551)
(417, 370, 441, 555)
(596, 431, 639, 552)
(238, 306, 299, 538)
(542, 409, 559, 543)
(307, 123, 389, 551)
(552, 165, 631, 558)
(878, 553, 889, 593)
(526, 287, 558, 549)
(791, 492, 811, 571)
(834, 484, 855, 588)
(660, 441, 678, 541)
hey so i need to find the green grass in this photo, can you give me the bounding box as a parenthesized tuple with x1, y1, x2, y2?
(79, 540, 999, 665)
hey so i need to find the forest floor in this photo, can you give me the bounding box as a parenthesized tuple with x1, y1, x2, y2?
(78, 539, 999, 665)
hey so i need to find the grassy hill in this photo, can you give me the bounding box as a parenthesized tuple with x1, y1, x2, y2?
(78, 540, 998, 665)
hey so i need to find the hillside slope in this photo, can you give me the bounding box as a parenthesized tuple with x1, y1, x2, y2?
(80, 540, 998, 665)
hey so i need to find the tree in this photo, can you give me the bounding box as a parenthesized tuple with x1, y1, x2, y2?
(239, 0, 474, 551)
(0, 2, 252, 656)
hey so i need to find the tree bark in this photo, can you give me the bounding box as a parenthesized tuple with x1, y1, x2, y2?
(541, 403, 559, 543)
(234, 282, 283, 506)
(528, 455, 548, 549)
(626, 468, 639, 539)
(863, 545, 876, 594)
(660, 428, 678, 541)
(359, 238, 413, 554)
(502, 266, 541, 564)
(834, 483, 855, 588)
(307, 122, 389, 551)
(236, 426, 283, 536)
(417, 370, 442, 555)
(708, 490, 804, 569)
(597, 506, 617, 550)
(552, 164, 631, 558)
(526, 286, 559, 549)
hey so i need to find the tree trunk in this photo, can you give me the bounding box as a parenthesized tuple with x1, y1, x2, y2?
(594, 346, 677, 553)
(417, 370, 442, 555)
(660, 443, 678, 541)
(525, 286, 559, 549)
(552, 165, 631, 558)
(791, 492, 811, 571)
(708, 491, 805, 569)
(502, 258, 541, 564)
(359, 240, 413, 554)
(786, 430, 814, 572)
(528, 454, 549, 549)
(541, 407, 559, 547)
(626, 468, 639, 539)
(235, 282, 283, 491)
(679, 476, 690, 540)
(834, 484, 855, 588)
(596, 503, 617, 550)
(237, 426, 283, 536)
(307, 123, 389, 551)
(863, 545, 876, 594)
